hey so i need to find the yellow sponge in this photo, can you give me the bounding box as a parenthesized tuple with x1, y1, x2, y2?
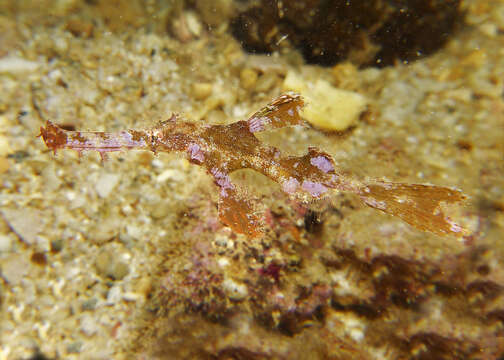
(283, 72, 366, 131)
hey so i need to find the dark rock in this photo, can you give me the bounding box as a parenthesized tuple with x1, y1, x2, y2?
(231, 0, 464, 67)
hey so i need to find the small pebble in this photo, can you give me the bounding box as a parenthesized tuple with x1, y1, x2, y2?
(65, 18, 94, 38)
(240, 68, 258, 90)
(95, 173, 120, 198)
(90, 217, 121, 244)
(223, 278, 248, 300)
(149, 201, 172, 220)
(35, 235, 51, 252)
(479, 22, 497, 38)
(107, 285, 122, 304)
(26, 159, 48, 175)
(135, 276, 152, 298)
(125, 224, 143, 240)
(156, 169, 186, 182)
(7, 150, 29, 163)
(192, 82, 213, 100)
(461, 49, 487, 68)
(136, 151, 154, 166)
(0, 136, 11, 156)
(185, 11, 202, 37)
(30, 252, 47, 266)
(172, 14, 193, 43)
(218, 257, 230, 267)
(1, 254, 30, 285)
(95, 251, 130, 280)
(0, 156, 9, 174)
(95, 252, 112, 275)
(110, 261, 129, 280)
(0, 234, 13, 252)
(0, 57, 40, 74)
(0, 115, 9, 129)
(214, 233, 233, 248)
(80, 314, 98, 336)
(66, 341, 82, 354)
(50, 239, 63, 253)
(0, 207, 43, 245)
(255, 72, 277, 93)
(81, 298, 98, 311)
(331, 62, 360, 90)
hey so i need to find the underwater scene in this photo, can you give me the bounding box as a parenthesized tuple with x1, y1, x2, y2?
(0, 0, 503, 359)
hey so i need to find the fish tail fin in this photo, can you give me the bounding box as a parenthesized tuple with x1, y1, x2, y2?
(359, 182, 467, 237)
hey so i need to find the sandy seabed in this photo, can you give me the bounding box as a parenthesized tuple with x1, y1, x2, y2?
(0, 1, 503, 359)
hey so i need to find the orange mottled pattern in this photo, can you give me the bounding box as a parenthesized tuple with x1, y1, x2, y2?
(40, 93, 467, 238)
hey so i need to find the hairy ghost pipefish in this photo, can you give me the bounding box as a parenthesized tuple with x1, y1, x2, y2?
(39, 93, 467, 238)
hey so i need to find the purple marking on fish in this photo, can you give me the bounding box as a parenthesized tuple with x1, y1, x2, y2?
(302, 180, 328, 197)
(248, 116, 270, 133)
(448, 219, 463, 233)
(363, 198, 387, 210)
(282, 177, 299, 194)
(188, 143, 205, 163)
(310, 155, 334, 173)
(211, 167, 233, 190)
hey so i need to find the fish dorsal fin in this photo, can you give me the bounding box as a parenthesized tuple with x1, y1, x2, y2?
(247, 92, 306, 133)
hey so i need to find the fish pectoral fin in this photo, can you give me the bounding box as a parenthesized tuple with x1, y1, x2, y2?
(218, 185, 263, 237)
